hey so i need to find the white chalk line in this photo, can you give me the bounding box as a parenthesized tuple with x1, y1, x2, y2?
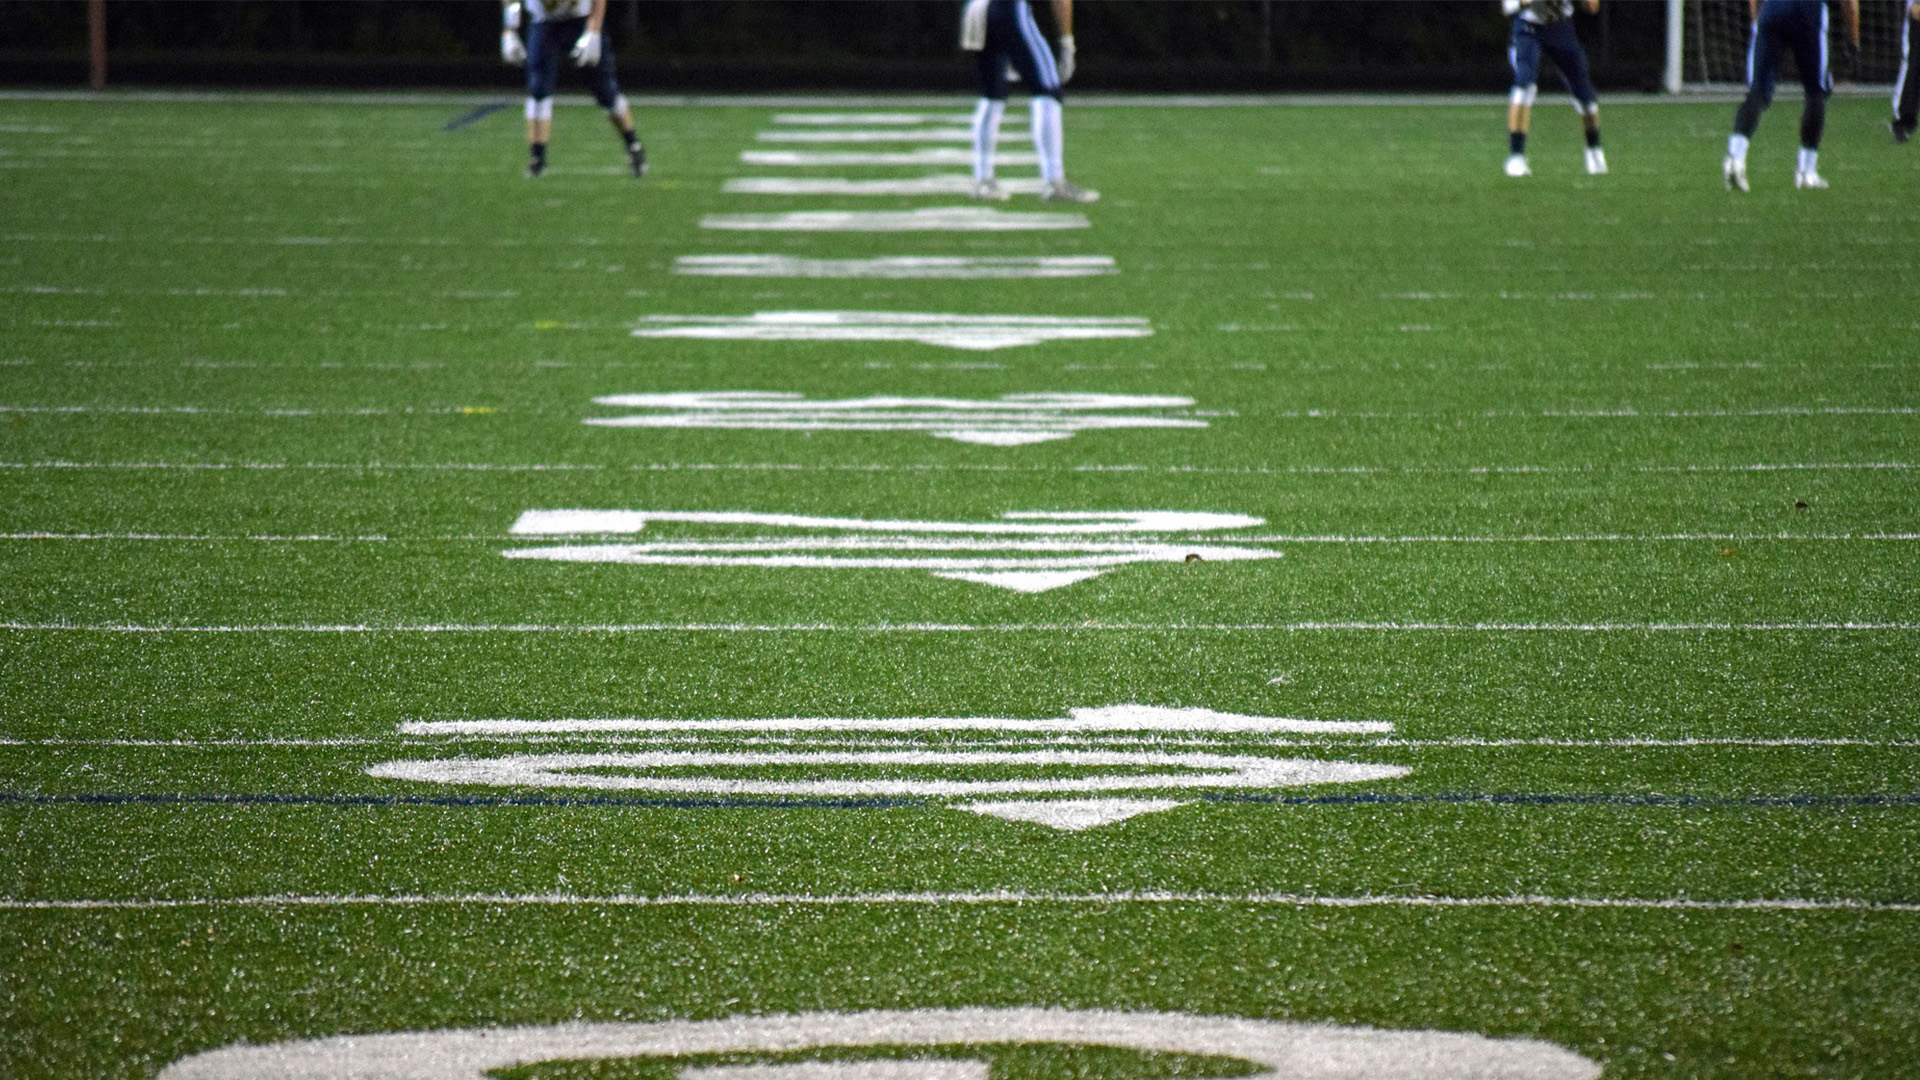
(3, 404, 1912, 420)
(1, 460, 1913, 476)
(5, 622, 1919, 634)
(5, 737, 1915, 750)
(5, 891, 1915, 913)
(7, 532, 1920, 545)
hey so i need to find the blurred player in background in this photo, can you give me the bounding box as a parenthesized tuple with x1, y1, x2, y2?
(1892, 0, 1919, 141)
(1502, 0, 1606, 177)
(961, 0, 1098, 203)
(1724, 0, 1860, 190)
(501, 0, 646, 178)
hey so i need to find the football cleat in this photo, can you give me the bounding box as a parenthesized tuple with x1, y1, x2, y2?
(1723, 156, 1747, 192)
(1040, 179, 1099, 203)
(1890, 119, 1914, 144)
(627, 140, 648, 178)
(970, 178, 1010, 201)
(1584, 147, 1607, 175)
(1503, 154, 1531, 178)
(1794, 169, 1828, 189)
(526, 157, 546, 179)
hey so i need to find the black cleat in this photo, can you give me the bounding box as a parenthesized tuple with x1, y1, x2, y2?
(526, 157, 546, 178)
(1892, 119, 1915, 144)
(627, 140, 648, 178)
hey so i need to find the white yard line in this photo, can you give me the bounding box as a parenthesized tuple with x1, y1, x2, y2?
(4, 891, 1915, 913)
(1, 461, 1913, 475)
(4, 737, 1914, 749)
(6, 532, 1919, 544)
(1, 404, 1909, 419)
(4, 622, 1919, 633)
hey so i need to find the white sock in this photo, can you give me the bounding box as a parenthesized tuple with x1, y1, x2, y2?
(1031, 96, 1064, 184)
(971, 98, 1004, 183)
(1798, 146, 1819, 173)
(1727, 133, 1749, 163)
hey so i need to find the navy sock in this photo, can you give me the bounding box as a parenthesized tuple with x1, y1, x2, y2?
(1585, 127, 1602, 149)
(530, 142, 548, 165)
(621, 128, 639, 149)
(1509, 131, 1527, 156)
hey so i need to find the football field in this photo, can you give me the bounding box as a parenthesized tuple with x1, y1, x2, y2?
(2, 91, 1918, 1079)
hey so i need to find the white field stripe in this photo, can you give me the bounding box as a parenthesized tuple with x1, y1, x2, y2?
(5, 622, 1920, 633)
(586, 391, 1190, 446)
(12, 533, 1920, 545)
(0, 406, 477, 417)
(755, 128, 1000, 143)
(699, 208, 1088, 232)
(10, 736, 1920, 749)
(509, 509, 1262, 536)
(6, 891, 1916, 913)
(741, 149, 1038, 166)
(2, 461, 1914, 476)
(1, 403, 1905, 419)
(723, 177, 1045, 196)
(631, 312, 1151, 350)
(404, 706, 1392, 737)
(673, 255, 1114, 279)
(771, 113, 973, 125)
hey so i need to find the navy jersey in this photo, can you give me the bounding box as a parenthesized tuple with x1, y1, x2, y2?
(526, 0, 593, 23)
(1516, 0, 1576, 25)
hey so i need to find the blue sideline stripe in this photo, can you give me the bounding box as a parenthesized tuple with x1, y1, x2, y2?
(444, 102, 508, 132)
(2, 791, 1916, 810)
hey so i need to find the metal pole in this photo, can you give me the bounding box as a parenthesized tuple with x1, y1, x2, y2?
(1664, 0, 1685, 93)
(88, 0, 107, 90)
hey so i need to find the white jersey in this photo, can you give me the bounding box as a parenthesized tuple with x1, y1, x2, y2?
(1513, 0, 1575, 25)
(527, 0, 593, 23)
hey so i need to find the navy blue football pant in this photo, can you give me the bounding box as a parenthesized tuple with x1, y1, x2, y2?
(1509, 17, 1598, 108)
(975, 0, 1064, 102)
(1735, 0, 1831, 148)
(526, 16, 622, 108)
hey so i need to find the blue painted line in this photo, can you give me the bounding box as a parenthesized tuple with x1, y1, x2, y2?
(0, 792, 1915, 810)
(444, 102, 508, 132)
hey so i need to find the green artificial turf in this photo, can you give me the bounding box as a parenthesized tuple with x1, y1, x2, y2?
(1, 91, 1916, 1079)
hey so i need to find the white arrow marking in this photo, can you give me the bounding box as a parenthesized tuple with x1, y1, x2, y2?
(366, 750, 1408, 797)
(158, 1008, 1601, 1080)
(700, 209, 1088, 233)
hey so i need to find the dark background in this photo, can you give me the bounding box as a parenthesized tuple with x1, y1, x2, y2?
(1, 1, 1679, 94)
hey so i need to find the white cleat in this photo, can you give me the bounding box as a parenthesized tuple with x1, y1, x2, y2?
(970, 178, 1010, 202)
(1504, 154, 1531, 178)
(1723, 156, 1748, 192)
(1584, 147, 1607, 175)
(1039, 179, 1099, 203)
(1794, 169, 1828, 189)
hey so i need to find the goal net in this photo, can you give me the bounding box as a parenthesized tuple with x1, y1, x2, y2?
(1672, 0, 1911, 90)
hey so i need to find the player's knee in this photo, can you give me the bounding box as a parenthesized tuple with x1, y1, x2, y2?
(1510, 85, 1538, 108)
(525, 96, 554, 122)
(607, 93, 630, 118)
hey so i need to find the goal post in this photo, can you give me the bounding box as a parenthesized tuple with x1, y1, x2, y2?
(1665, 0, 1910, 93)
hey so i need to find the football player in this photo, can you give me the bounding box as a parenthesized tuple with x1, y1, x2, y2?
(960, 0, 1098, 203)
(1892, 0, 1918, 142)
(1724, 0, 1861, 190)
(501, 0, 646, 178)
(1502, 0, 1606, 177)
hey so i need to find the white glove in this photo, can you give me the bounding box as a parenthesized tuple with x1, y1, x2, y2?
(1057, 34, 1076, 84)
(500, 30, 526, 65)
(571, 29, 603, 68)
(1502, 0, 1524, 14)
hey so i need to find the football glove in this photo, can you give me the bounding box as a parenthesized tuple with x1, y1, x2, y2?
(501, 30, 526, 65)
(1835, 40, 1861, 78)
(571, 29, 603, 68)
(1057, 34, 1076, 84)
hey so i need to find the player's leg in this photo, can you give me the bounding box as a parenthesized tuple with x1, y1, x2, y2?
(1786, 2, 1831, 187)
(1891, 3, 1918, 141)
(582, 37, 646, 178)
(1009, 0, 1093, 202)
(524, 19, 559, 177)
(1727, 7, 1784, 190)
(1506, 19, 1539, 176)
(1543, 22, 1605, 175)
(970, 42, 1011, 199)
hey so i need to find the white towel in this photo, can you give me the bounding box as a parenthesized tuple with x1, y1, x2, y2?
(960, 0, 990, 51)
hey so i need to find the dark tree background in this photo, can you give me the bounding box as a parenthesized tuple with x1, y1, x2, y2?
(1, 1, 1673, 93)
